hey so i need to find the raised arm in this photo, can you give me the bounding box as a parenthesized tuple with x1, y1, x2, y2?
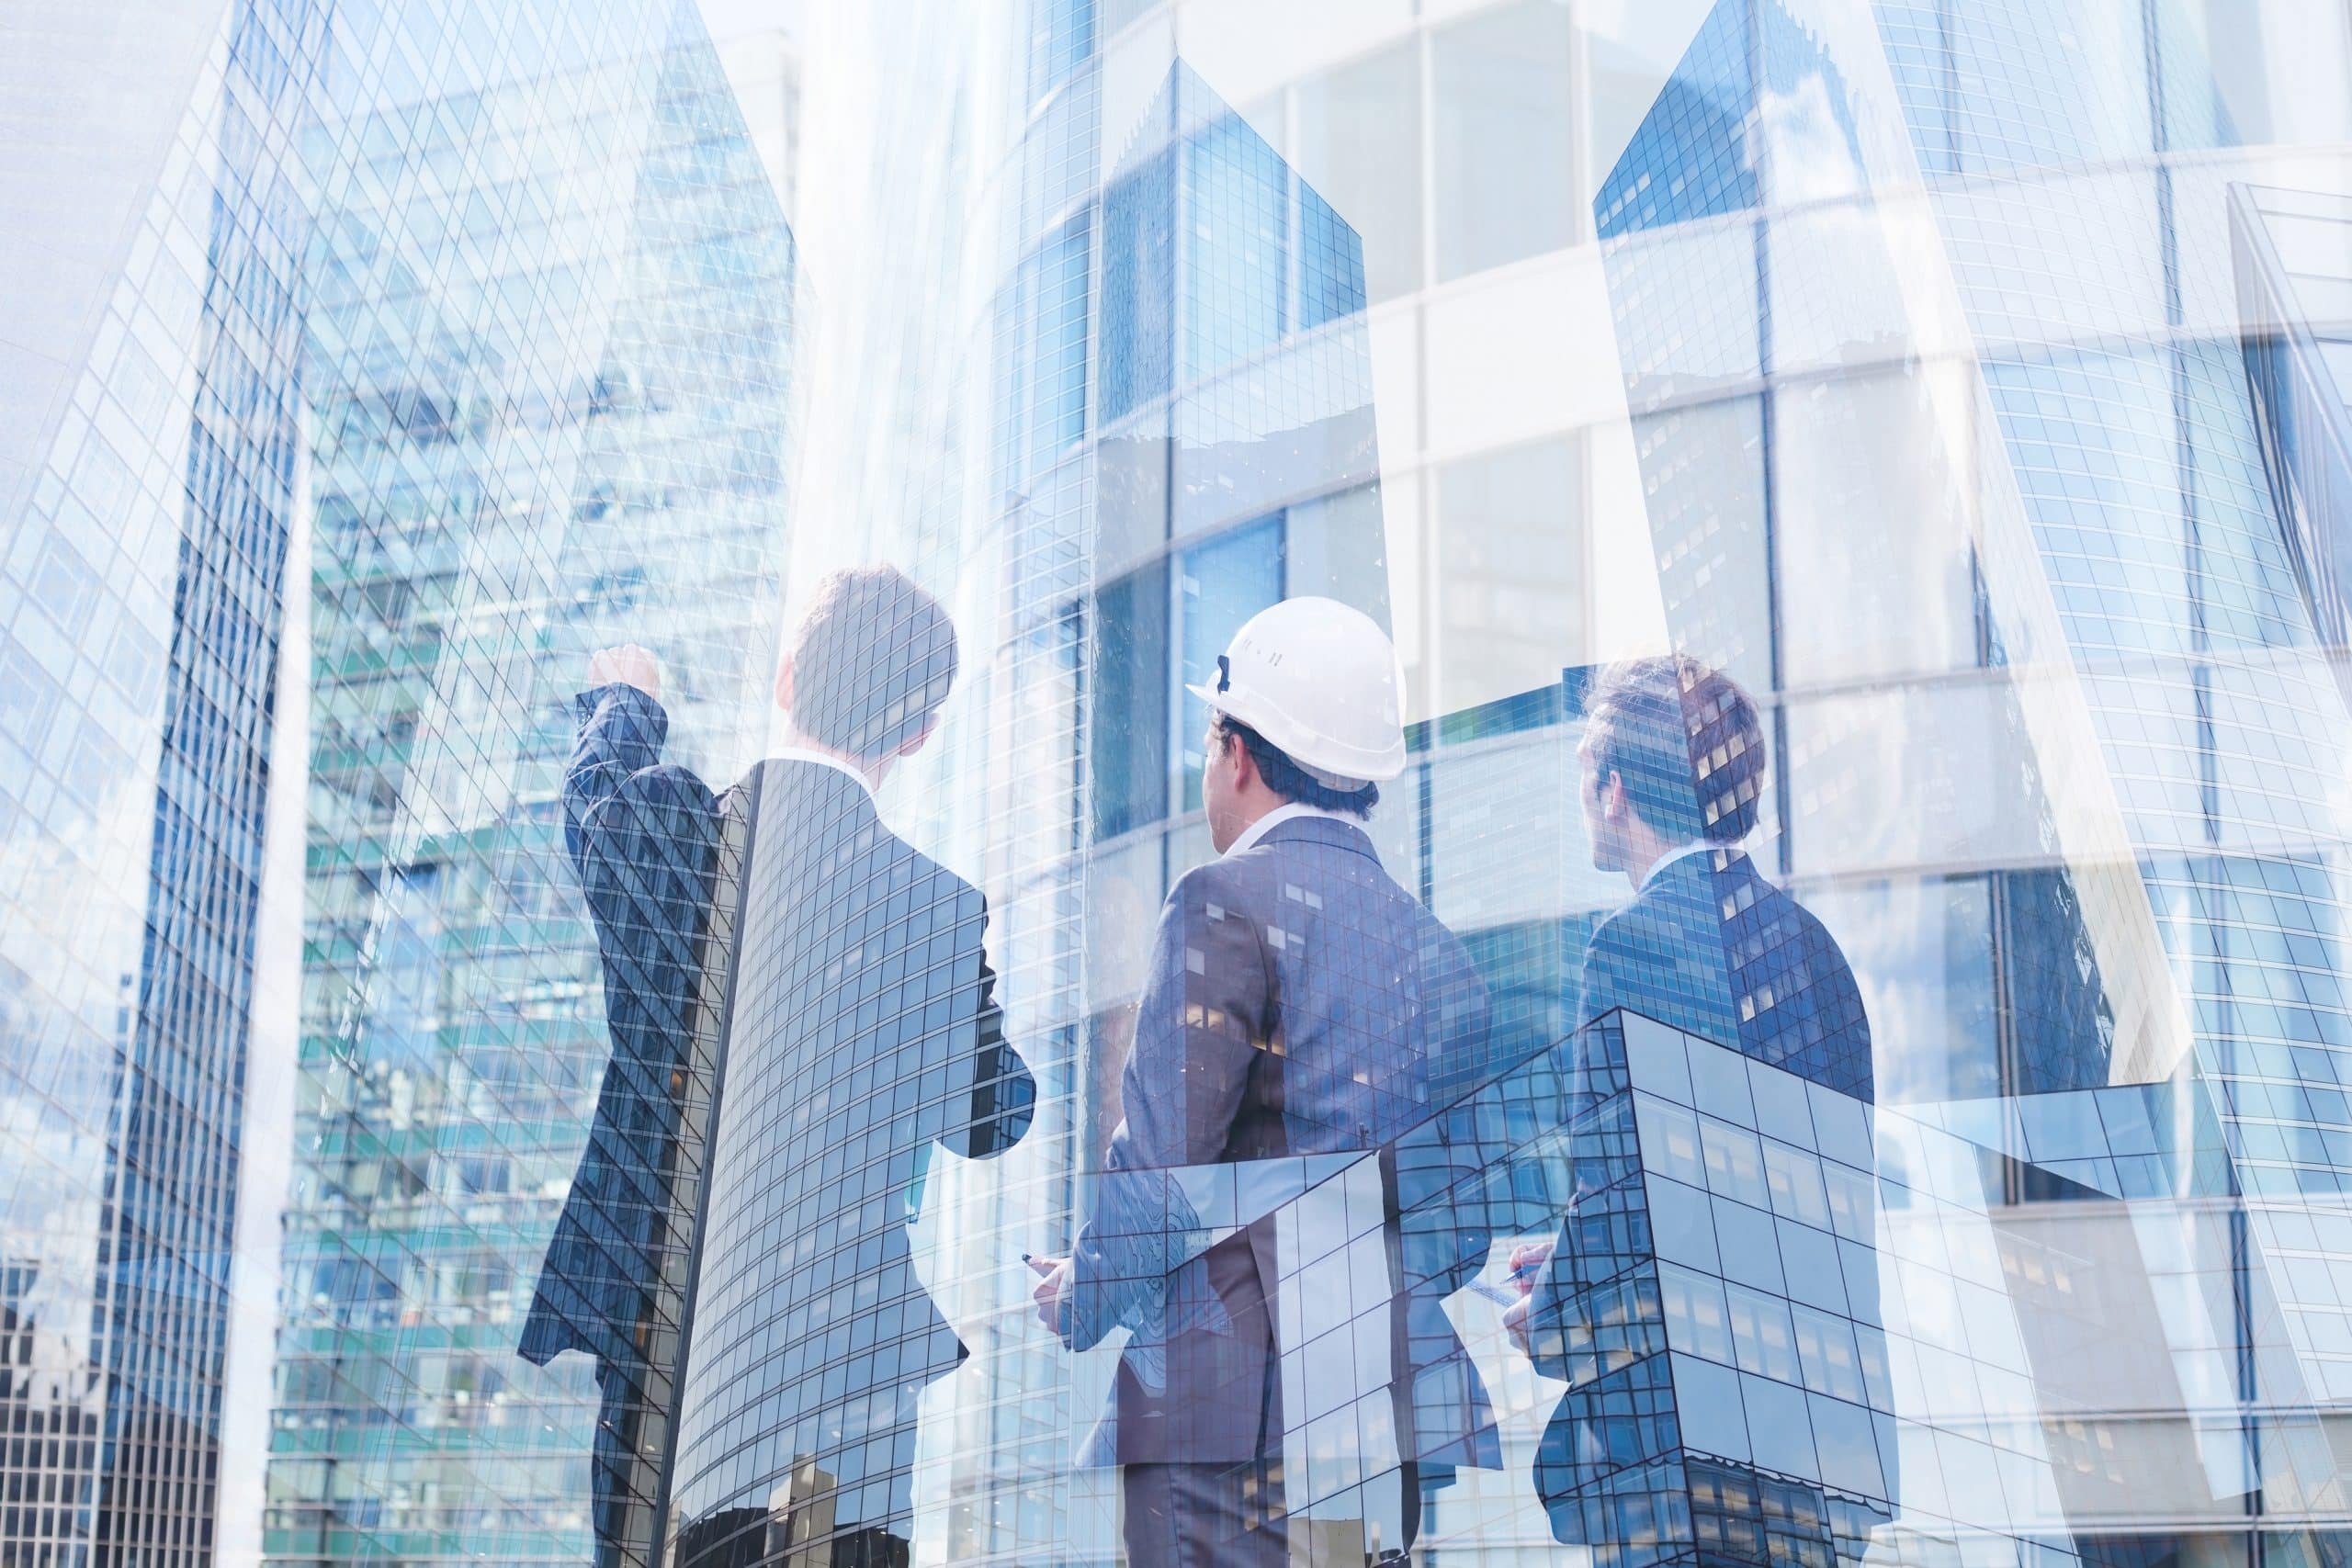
(564, 648, 722, 1003)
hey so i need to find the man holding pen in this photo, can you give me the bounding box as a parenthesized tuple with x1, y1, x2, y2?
(1028, 598, 1497, 1567)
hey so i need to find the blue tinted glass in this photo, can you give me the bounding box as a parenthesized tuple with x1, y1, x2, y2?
(1177, 514, 1284, 809)
(6, 0, 2350, 1562)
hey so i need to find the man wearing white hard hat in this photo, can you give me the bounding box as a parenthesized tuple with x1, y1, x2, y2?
(1029, 597, 1498, 1565)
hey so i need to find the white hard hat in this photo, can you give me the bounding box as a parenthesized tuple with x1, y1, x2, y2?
(1186, 596, 1408, 786)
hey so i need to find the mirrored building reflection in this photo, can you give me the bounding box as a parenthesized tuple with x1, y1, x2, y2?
(267, 2, 795, 1562)
(0, 0, 319, 1559)
(9, 0, 2352, 1564)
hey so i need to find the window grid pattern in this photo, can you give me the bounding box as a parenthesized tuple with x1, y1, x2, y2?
(1885, 0, 2352, 1406)
(266, 3, 796, 1562)
(1592, 0, 2352, 1553)
(0, 1, 318, 1562)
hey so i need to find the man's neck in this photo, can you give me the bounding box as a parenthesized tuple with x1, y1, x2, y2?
(775, 727, 886, 791)
(1623, 834, 1706, 890)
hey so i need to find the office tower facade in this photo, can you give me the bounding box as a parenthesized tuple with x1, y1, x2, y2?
(265, 2, 793, 1563)
(900, 0, 2352, 1562)
(2236, 183, 2352, 705)
(0, 0, 320, 1561)
(1541, 0, 2352, 1558)
(645, 0, 2352, 1562)
(9, 0, 2352, 1564)
(654, 18, 1405, 1561)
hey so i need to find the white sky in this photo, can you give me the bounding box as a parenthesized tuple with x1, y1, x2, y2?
(695, 0, 804, 43)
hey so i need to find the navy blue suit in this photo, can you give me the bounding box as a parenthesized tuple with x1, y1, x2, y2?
(521, 686, 729, 1560)
(665, 739, 1035, 1563)
(1528, 844, 1883, 1537)
(1066, 813, 1497, 1561)
(1574, 848, 1872, 1100)
(523, 685, 1035, 1565)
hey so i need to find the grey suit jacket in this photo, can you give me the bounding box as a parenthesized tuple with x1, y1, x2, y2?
(1066, 814, 1498, 1469)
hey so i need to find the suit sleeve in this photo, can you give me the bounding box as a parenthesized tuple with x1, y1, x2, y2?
(1065, 863, 1270, 1351)
(523, 686, 725, 1368)
(563, 685, 723, 1015)
(951, 888, 1034, 1158)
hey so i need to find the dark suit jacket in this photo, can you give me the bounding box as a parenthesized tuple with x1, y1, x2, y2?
(1066, 814, 1499, 1472)
(521, 686, 725, 1373)
(522, 686, 1034, 1553)
(1530, 845, 1885, 1524)
(1576, 847, 1873, 1100)
(669, 739, 1034, 1547)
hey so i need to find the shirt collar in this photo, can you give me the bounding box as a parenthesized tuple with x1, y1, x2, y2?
(770, 746, 877, 800)
(1225, 800, 1360, 858)
(1639, 838, 1714, 891)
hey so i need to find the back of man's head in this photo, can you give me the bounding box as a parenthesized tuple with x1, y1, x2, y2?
(1212, 714, 1379, 818)
(1586, 655, 1764, 844)
(785, 566, 958, 762)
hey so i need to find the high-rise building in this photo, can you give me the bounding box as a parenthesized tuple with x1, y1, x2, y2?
(264, 3, 793, 1563)
(2236, 182, 2352, 706)
(902, 0, 2352, 1561)
(0, 1, 320, 1561)
(11, 0, 2352, 1563)
(1423, 0, 2352, 1556)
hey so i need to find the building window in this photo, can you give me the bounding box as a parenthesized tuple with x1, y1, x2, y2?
(1090, 559, 1170, 841)
(1177, 514, 1285, 811)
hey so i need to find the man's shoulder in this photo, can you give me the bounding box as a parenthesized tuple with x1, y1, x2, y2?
(1595, 854, 1720, 937)
(1159, 854, 1295, 963)
(1181, 822, 1383, 898)
(1169, 850, 1264, 911)
(1183, 826, 1443, 959)
(1729, 863, 1862, 985)
(853, 821, 989, 931)
(746, 772, 987, 920)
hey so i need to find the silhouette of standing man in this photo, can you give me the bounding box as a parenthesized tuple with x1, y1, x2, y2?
(1505, 655, 1889, 1552)
(527, 567, 1034, 1568)
(1030, 598, 1497, 1567)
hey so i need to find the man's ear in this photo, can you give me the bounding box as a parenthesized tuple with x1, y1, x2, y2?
(1600, 769, 1629, 820)
(773, 655, 796, 716)
(1221, 729, 1260, 795)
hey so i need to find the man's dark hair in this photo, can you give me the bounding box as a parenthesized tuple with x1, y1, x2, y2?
(786, 565, 958, 761)
(1211, 712, 1378, 818)
(1585, 655, 1763, 843)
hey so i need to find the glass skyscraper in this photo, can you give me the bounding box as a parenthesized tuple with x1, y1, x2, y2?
(264, 2, 793, 1563)
(0, 0, 318, 1560)
(8, 0, 2352, 1564)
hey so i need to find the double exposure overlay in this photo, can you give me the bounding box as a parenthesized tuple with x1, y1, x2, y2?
(6, 0, 2352, 1564)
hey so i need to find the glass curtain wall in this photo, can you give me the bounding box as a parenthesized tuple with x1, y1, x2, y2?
(6, 0, 2352, 1564)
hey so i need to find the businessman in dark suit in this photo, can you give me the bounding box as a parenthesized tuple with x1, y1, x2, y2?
(523, 567, 1035, 1567)
(1028, 598, 1498, 1567)
(1505, 655, 1885, 1547)
(1566, 656, 1870, 1091)
(518, 640, 732, 1566)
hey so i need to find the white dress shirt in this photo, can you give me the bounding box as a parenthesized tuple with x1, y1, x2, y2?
(1224, 800, 1363, 857)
